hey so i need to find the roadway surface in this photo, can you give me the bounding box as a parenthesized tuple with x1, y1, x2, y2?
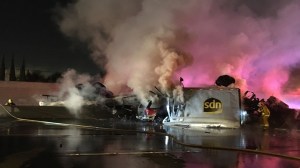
(0, 106, 300, 167)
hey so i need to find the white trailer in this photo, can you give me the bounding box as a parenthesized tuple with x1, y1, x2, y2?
(163, 87, 242, 128)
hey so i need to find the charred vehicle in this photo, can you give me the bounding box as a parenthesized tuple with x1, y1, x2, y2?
(242, 91, 261, 124)
(136, 87, 168, 122)
(242, 91, 300, 129)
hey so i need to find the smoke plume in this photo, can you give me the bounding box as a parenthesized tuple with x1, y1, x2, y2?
(57, 0, 300, 108)
(57, 69, 103, 116)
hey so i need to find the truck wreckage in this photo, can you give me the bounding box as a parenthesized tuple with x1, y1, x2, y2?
(163, 87, 241, 128)
(37, 83, 242, 128)
(242, 91, 300, 129)
(15, 76, 299, 129)
(125, 75, 299, 129)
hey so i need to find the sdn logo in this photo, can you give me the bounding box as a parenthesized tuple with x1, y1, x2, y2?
(203, 98, 223, 113)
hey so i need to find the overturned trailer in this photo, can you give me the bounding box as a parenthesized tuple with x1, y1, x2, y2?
(163, 87, 242, 128)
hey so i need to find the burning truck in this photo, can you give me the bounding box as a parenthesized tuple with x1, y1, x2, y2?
(135, 75, 300, 129)
(136, 75, 243, 128)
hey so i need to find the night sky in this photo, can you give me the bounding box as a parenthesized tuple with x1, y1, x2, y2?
(1, 0, 299, 108)
(0, 0, 101, 75)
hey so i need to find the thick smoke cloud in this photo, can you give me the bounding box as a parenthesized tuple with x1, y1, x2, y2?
(57, 0, 300, 108)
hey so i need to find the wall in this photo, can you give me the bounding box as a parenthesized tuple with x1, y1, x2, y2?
(0, 81, 59, 105)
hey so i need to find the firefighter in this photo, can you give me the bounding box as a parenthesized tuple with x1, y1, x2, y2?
(5, 99, 15, 106)
(257, 99, 270, 128)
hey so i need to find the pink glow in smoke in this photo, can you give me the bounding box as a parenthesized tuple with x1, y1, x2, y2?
(58, 0, 300, 109)
(171, 1, 300, 109)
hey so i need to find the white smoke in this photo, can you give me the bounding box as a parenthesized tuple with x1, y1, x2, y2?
(57, 0, 191, 103)
(63, 87, 83, 117)
(57, 69, 103, 117)
(56, 0, 300, 108)
(155, 42, 189, 95)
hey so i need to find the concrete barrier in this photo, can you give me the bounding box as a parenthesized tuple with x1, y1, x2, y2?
(0, 81, 59, 105)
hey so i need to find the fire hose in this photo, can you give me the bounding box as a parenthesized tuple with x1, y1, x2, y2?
(1, 104, 300, 161)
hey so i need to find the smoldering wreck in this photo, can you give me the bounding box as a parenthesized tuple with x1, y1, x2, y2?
(1, 75, 299, 130)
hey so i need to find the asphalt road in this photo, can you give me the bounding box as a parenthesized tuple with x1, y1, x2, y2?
(0, 115, 300, 168)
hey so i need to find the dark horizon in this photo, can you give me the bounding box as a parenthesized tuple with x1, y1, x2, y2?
(0, 0, 103, 76)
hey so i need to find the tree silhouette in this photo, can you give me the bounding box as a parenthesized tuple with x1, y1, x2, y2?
(25, 69, 31, 81)
(19, 58, 26, 81)
(9, 55, 16, 81)
(26, 70, 46, 82)
(0, 56, 5, 81)
(46, 72, 62, 83)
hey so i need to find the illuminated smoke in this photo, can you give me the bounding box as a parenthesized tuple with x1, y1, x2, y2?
(155, 42, 189, 94)
(57, 69, 99, 117)
(57, 0, 300, 108)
